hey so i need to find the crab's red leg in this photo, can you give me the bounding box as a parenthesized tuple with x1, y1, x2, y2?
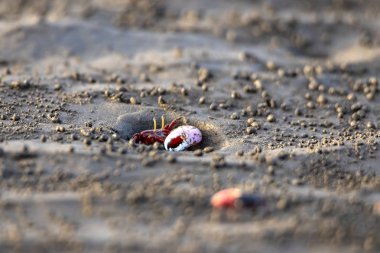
(132, 133, 140, 143)
(166, 117, 182, 131)
(154, 136, 166, 143)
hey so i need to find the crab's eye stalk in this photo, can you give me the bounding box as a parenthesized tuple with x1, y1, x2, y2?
(164, 126, 202, 151)
(153, 117, 157, 132)
(161, 115, 165, 129)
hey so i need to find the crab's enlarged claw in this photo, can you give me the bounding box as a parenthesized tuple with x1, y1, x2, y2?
(164, 125, 202, 151)
(165, 117, 183, 131)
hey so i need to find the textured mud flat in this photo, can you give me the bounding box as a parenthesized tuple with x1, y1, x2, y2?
(0, 0, 380, 252)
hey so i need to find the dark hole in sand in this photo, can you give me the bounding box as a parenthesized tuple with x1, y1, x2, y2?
(111, 109, 225, 150)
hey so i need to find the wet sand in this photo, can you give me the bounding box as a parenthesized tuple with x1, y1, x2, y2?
(0, 0, 379, 252)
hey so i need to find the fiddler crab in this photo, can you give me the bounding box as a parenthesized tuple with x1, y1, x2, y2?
(131, 116, 202, 151)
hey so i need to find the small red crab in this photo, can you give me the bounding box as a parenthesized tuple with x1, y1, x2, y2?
(131, 116, 181, 145)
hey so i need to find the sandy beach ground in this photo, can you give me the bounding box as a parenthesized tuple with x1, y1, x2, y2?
(0, 0, 379, 252)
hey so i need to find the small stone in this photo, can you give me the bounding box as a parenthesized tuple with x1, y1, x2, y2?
(366, 92, 375, 101)
(280, 102, 290, 111)
(11, 114, 20, 121)
(368, 77, 378, 86)
(54, 83, 62, 91)
(219, 103, 227, 109)
(71, 134, 79, 141)
(98, 134, 108, 142)
(56, 126, 65, 132)
(246, 127, 256, 135)
(243, 84, 256, 93)
(267, 114, 275, 123)
(203, 147, 214, 153)
(3, 68, 11, 75)
(231, 91, 241, 99)
(269, 99, 276, 108)
(350, 120, 358, 128)
(193, 149, 203, 156)
(149, 151, 158, 158)
(154, 87, 166, 96)
(40, 135, 47, 142)
(139, 73, 150, 82)
(152, 142, 161, 150)
(166, 155, 176, 163)
(267, 166, 274, 175)
(254, 80, 262, 90)
(130, 97, 138, 105)
(347, 93, 356, 101)
(366, 121, 376, 129)
(294, 108, 302, 116)
(50, 116, 61, 123)
(291, 179, 301, 186)
(111, 133, 120, 140)
(198, 96, 206, 104)
(230, 112, 239, 120)
(246, 118, 255, 125)
(10, 80, 31, 89)
(88, 76, 96, 83)
(80, 129, 90, 137)
(238, 51, 252, 61)
(308, 81, 318, 90)
(198, 68, 211, 82)
(276, 198, 288, 210)
(158, 96, 166, 105)
(316, 94, 327, 104)
(303, 65, 313, 75)
(180, 87, 188, 96)
(250, 122, 261, 130)
(266, 61, 276, 70)
(277, 68, 285, 77)
(140, 91, 147, 98)
(209, 103, 218, 111)
(318, 85, 325, 92)
(306, 101, 315, 109)
(83, 138, 92, 146)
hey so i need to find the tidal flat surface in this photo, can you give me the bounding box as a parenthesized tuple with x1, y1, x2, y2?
(0, 1, 379, 252)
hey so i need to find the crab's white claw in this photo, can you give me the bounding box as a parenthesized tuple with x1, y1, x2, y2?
(164, 126, 202, 151)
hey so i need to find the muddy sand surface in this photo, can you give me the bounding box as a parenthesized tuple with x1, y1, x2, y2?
(0, 0, 380, 252)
